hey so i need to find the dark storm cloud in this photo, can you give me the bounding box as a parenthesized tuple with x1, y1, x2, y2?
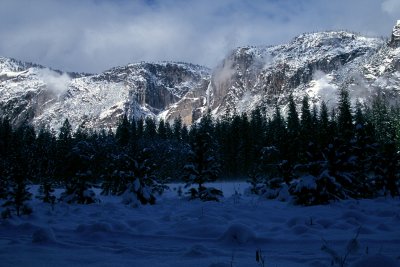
(0, 0, 398, 73)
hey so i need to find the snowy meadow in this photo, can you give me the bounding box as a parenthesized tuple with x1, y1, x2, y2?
(1, 182, 399, 267)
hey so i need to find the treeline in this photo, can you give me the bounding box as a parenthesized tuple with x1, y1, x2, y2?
(0, 88, 399, 215)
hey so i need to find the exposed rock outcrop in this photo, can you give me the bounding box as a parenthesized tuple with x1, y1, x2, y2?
(389, 20, 400, 47)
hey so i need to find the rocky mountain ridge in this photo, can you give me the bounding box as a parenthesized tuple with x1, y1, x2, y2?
(1, 22, 399, 130)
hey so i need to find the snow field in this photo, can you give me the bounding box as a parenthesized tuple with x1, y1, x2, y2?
(0, 182, 399, 267)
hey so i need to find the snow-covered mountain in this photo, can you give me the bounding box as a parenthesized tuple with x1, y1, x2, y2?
(0, 59, 210, 130)
(203, 29, 399, 118)
(1, 22, 400, 130)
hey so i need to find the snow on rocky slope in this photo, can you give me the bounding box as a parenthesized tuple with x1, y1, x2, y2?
(0, 58, 210, 130)
(205, 30, 397, 118)
(1, 22, 400, 130)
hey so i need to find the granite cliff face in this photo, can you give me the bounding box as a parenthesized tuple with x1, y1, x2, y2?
(199, 31, 398, 118)
(390, 20, 400, 48)
(1, 22, 400, 130)
(189, 26, 399, 118)
(0, 59, 209, 130)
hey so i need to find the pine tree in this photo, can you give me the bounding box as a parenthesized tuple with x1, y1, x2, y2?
(59, 141, 98, 204)
(287, 95, 300, 136)
(319, 101, 331, 147)
(337, 88, 353, 141)
(227, 113, 242, 176)
(136, 117, 144, 139)
(102, 148, 164, 206)
(144, 117, 157, 139)
(352, 102, 378, 198)
(58, 118, 72, 144)
(0, 117, 13, 157)
(2, 166, 32, 218)
(128, 119, 138, 151)
(157, 119, 167, 139)
(121, 148, 164, 206)
(115, 114, 130, 146)
(238, 113, 252, 174)
(286, 95, 300, 163)
(74, 122, 88, 141)
(36, 179, 56, 205)
(165, 121, 173, 139)
(374, 142, 400, 197)
(183, 113, 222, 201)
(270, 105, 287, 151)
(250, 106, 265, 151)
(300, 95, 313, 148)
(173, 116, 183, 140)
(56, 119, 73, 183)
(181, 124, 189, 142)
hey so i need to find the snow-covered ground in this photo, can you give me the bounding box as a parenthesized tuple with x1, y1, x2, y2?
(1, 182, 399, 267)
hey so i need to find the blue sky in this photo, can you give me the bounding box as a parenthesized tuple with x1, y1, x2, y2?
(0, 0, 398, 73)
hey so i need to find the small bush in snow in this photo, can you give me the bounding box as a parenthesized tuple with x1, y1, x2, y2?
(247, 170, 265, 195)
(102, 148, 166, 206)
(36, 179, 56, 205)
(59, 172, 99, 204)
(187, 186, 223, 202)
(121, 173, 156, 206)
(291, 171, 346, 206)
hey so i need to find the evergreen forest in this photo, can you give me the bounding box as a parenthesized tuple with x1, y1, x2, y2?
(1, 89, 400, 217)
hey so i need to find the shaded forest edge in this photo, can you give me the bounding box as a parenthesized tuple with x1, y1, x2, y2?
(1, 88, 400, 217)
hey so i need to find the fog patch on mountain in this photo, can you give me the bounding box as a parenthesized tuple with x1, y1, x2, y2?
(259, 54, 274, 70)
(212, 57, 236, 90)
(348, 73, 374, 105)
(309, 70, 338, 109)
(37, 68, 71, 97)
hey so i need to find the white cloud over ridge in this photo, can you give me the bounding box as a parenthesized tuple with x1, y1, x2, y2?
(0, 0, 397, 73)
(37, 68, 71, 96)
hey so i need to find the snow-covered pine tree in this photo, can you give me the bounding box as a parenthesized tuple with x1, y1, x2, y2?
(291, 170, 346, 206)
(247, 146, 285, 199)
(120, 148, 166, 206)
(102, 147, 165, 206)
(100, 153, 127, 196)
(183, 112, 223, 201)
(247, 167, 265, 195)
(60, 172, 97, 204)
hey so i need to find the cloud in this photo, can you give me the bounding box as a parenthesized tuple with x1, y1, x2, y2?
(381, 0, 400, 16)
(37, 68, 71, 96)
(0, 0, 396, 73)
(309, 71, 338, 110)
(213, 56, 236, 90)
